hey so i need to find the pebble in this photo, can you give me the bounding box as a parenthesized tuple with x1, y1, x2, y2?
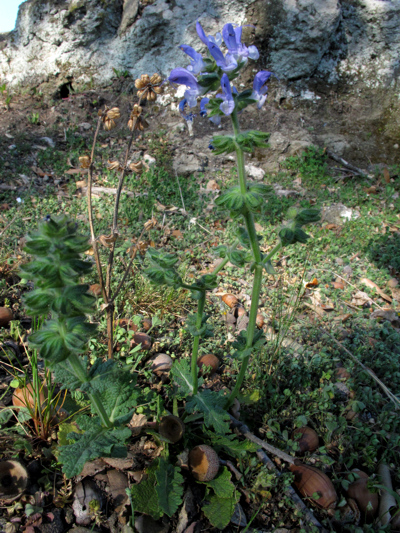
(335, 257, 344, 265)
(343, 265, 353, 275)
(388, 278, 398, 288)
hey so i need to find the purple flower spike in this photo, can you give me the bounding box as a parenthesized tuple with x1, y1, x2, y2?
(179, 45, 205, 75)
(251, 70, 273, 109)
(196, 20, 237, 72)
(218, 74, 235, 115)
(222, 22, 259, 63)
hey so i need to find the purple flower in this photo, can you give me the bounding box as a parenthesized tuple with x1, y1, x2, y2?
(217, 74, 235, 115)
(196, 21, 237, 72)
(200, 97, 209, 117)
(222, 23, 259, 62)
(251, 70, 273, 109)
(179, 45, 205, 75)
(168, 67, 204, 107)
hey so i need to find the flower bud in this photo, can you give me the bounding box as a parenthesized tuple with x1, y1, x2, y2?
(79, 156, 91, 169)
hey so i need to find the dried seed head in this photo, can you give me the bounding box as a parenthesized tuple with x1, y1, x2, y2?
(79, 156, 91, 169)
(103, 118, 116, 131)
(129, 161, 143, 173)
(153, 85, 163, 94)
(144, 216, 157, 231)
(106, 107, 121, 120)
(128, 113, 148, 131)
(150, 73, 162, 85)
(107, 160, 123, 171)
(132, 104, 143, 117)
(147, 89, 157, 101)
(135, 74, 151, 89)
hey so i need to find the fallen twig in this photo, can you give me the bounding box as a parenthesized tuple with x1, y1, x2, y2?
(325, 149, 372, 180)
(82, 186, 147, 198)
(319, 328, 400, 410)
(229, 416, 327, 531)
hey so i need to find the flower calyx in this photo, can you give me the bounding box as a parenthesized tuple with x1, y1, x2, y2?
(98, 106, 121, 131)
(128, 104, 149, 131)
(135, 73, 164, 101)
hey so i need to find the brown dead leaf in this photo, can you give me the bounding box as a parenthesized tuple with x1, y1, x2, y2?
(332, 281, 345, 290)
(305, 277, 319, 288)
(206, 179, 219, 191)
(370, 309, 400, 324)
(360, 277, 392, 303)
(383, 167, 391, 184)
(99, 233, 118, 248)
(310, 288, 335, 310)
(172, 229, 184, 239)
(332, 313, 352, 322)
(364, 186, 378, 194)
(325, 223, 339, 230)
(351, 290, 372, 306)
(75, 180, 87, 188)
(303, 302, 325, 317)
(65, 168, 87, 175)
(128, 413, 147, 436)
(31, 166, 48, 177)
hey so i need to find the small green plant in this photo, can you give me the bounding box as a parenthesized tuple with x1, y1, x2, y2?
(28, 112, 40, 124)
(20, 216, 145, 477)
(0, 83, 6, 94)
(112, 67, 130, 78)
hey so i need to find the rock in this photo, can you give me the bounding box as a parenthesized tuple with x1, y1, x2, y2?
(273, 184, 299, 198)
(231, 503, 247, 527)
(287, 140, 313, 156)
(245, 164, 265, 181)
(335, 257, 344, 266)
(321, 204, 360, 225)
(119, 0, 139, 34)
(173, 153, 208, 177)
(79, 123, 92, 131)
(268, 132, 290, 153)
(317, 134, 351, 156)
(144, 154, 156, 167)
(73, 479, 104, 526)
(40, 137, 55, 148)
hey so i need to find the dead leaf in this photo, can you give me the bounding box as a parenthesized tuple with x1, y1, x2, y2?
(99, 233, 118, 248)
(31, 166, 48, 177)
(172, 229, 184, 239)
(303, 302, 325, 317)
(206, 179, 219, 191)
(351, 290, 373, 307)
(332, 281, 345, 290)
(360, 278, 392, 303)
(75, 180, 87, 188)
(128, 413, 147, 436)
(370, 309, 400, 324)
(65, 168, 86, 175)
(332, 313, 352, 322)
(325, 224, 339, 230)
(106, 469, 129, 509)
(305, 277, 319, 288)
(364, 186, 378, 194)
(383, 167, 391, 184)
(310, 288, 335, 310)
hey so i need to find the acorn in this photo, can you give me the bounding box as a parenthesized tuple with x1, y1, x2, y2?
(291, 427, 319, 454)
(142, 317, 152, 331)
(189, 445, 219, 482)
(197, 354, 219, 376)
(0, 307, 13, 327)
(222, 294, 239, 309)
(158, 415, 185, 443)
(233, 305, 246, 319)
(346, 469, 379, 521)
(290, 462, 337, 509)
(88, 283, 102, 297)
(115, 318, 137, 332)
(0, 460, 28, 500)
(12, 383, 48, 410)
(130, 333, 152, 351)
(151, 353, 173, 376)
(256, 313, 264, 328)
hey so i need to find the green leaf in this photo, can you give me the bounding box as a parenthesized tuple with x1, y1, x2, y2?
(210, 135, 236, 155)
(207, 433, 258, 458)
(0, 408, 14, 426)
(215, 186, 246, 212)
(58, 415, 131, 478)
(186, 389, 230, 434)
(228, 249, 252, 267)
(205, 467, 235, 498)
(202, 491, 239, 529)
(171, 359, 200, 397)
(155, 457, 184, 517)
(129, 460, 163, 520)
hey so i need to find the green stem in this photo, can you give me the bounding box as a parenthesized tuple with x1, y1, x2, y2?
(225, 110, 265, 409)
(68, 353, 113, 428)
(191, 291, 206, 396)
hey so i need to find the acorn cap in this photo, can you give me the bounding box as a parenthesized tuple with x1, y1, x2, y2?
(189, 445, 219, 482)
(346, 469, 379, 520)
(0, 460, 28, 500)
(291, 427, 319, 454)
(151, 353, 173, 376)
(130, 333, 152, 351)
(197, 354, 219, 375)
(158, 415, 185, 443)
(116, 318, 138, 332)
(0, 307, 13, 327)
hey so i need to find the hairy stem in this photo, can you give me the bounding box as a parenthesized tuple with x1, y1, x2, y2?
(191, 291, 206, 396)
(225, 110, 264, 409)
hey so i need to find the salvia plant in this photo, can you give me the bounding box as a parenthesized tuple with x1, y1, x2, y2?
(20, 216, 143, 478)
(20, 21, 321, 528)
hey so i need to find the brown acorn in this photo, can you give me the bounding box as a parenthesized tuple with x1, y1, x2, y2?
(115, 318, 138, 332)
(0, 460, 28, 500)
(233, 305, 247, 319)
(12, 383, 48, 410)
(159, 415, 185, 443)
(151, 353, 173, 376)
(189, 445, 219, 482)
(346, 470, 379, 521)
(197, 354, 219, 375)
(142, 317, 152, 331)
(88, 283, 102, 297)
(291, 427, 319, 454)
(0, 307, 13, 327)
(222, 294, 239, 309)
(290, 462, 337, 509)
(130, 333, 152, 351)
(256, 313, 264, 328)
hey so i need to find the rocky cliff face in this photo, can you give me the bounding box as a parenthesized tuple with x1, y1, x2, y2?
(0, 0, 399, 156)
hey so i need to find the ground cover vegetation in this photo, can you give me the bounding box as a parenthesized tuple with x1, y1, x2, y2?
(0, 20, 400, 533)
